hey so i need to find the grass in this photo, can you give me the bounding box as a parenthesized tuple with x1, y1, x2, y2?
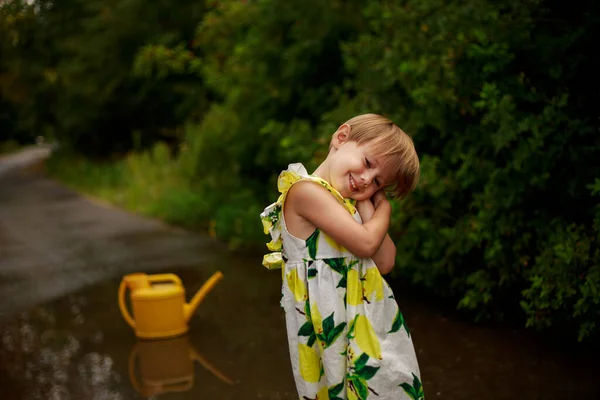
(0, 140, 22, 155)
(45, 142, 265, 250)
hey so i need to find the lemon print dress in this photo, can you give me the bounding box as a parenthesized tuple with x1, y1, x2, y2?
(261, 164, 424, 400)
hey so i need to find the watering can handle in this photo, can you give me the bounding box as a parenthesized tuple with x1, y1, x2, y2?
(118, 280, 136, 328)
(148, 273, 183, 286)
(128, 343, 143, 394)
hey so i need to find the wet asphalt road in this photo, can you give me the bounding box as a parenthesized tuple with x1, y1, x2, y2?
(0, 147, 224, 320)
(0, 148, 599, 400)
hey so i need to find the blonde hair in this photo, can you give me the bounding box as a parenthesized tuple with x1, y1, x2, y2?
(335, 113, 420, 199)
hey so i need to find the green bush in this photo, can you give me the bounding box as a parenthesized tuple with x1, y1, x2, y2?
(326, 0, 600, 340)
(183, 0, 600, 340)
(10, 0, 600, 341)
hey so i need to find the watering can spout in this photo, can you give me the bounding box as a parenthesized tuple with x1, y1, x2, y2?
(184, 271, 224, 322)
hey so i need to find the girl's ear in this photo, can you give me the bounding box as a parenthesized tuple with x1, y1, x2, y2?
(331, 124, 351, 149)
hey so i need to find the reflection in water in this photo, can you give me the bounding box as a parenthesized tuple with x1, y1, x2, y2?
(128, 334, 234, 397)
(0, 295, 127, 400)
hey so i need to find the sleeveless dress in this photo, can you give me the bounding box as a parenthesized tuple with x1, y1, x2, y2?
(261, 163, 424, 400)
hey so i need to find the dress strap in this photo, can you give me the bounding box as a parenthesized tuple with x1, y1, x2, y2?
(260, 163, 356, 270)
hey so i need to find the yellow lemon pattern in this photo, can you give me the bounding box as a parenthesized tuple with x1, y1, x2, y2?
(262, 163, 423, 400)
(355, 315, 382, 360)
(298, 343, 321, 383)
(347, 269, 363, 306)
(363, 268, 384, 302)
(311, 302, 324, 334)
(287, 269, 307, 302)
(316, 385, 330, 400)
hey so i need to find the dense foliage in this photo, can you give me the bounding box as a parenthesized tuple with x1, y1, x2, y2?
(2, 0, 599, 341)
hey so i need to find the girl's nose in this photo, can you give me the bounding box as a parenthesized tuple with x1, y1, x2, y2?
(360, 172, 373, 187)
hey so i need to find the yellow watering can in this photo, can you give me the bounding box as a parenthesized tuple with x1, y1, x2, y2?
(128, 334, 234, 397)
(119, 271, 223, 339)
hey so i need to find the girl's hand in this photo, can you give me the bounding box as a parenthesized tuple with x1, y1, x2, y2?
(356, 199, 375, 222)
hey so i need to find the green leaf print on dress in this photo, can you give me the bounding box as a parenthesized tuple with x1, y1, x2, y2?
(400, 373, 425, 400)
(308, 267, 318, 279)
(306, 230, 320, 259)
(323, 257, 346, 275)
(298, 300, 318, 347)
(324, 257, 354, 290)
(307, 302, 346, 350)
(389, 308, 411, 337)
(347, 351, 381, 400)
(318, 312, 346, 349)
(328, 381, 345, 400)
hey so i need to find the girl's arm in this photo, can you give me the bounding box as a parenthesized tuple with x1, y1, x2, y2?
(285, 181, 389, 258)
(356, 194, 396, 275)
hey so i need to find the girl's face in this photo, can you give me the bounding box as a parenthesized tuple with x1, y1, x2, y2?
(328, 128, 394, 201)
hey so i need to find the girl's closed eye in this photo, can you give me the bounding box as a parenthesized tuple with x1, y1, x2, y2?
(365, 157, 371, 168)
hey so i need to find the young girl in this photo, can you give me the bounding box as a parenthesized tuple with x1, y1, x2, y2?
(261, 114, 424, 400)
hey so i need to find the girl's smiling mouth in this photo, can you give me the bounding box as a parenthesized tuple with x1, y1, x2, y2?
(350, 174, 359, 192)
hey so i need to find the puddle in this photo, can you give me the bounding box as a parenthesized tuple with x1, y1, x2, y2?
(0, 259, 598, 400)
(0, 264, 296, 400)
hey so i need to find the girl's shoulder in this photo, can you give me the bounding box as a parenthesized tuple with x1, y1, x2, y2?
(275, 163, 356, 213)
(259, 163, 356, 270)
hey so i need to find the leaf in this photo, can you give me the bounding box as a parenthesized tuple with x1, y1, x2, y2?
(354, 353, 369, 371)
(399, 383, 418, 399)
(306, 229, 320, 259)
(307, 332, 317, 347)
(389, 308, 410, 337)
(298, 321, 314, 336)
(356, 364, 379, 380)
(399, 374, 425, 400)
(308, 268, 318, 279)
(412, 373, 423, 395)
(389, 310, 401, 333)
(304, 299, 311, 320)
(328, 382, 345, 397)
(351, 376, 369, 400)
(323, 312, 335, 337)
(337, 276, 347, 289)
(347, 315, 358, 339)
(328, 322, 347, 345)
(324, 257, 347, 275)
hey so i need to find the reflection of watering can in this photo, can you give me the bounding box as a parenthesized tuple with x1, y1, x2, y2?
(128, 334, 234, 397)
(119, 272, 223, 339)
